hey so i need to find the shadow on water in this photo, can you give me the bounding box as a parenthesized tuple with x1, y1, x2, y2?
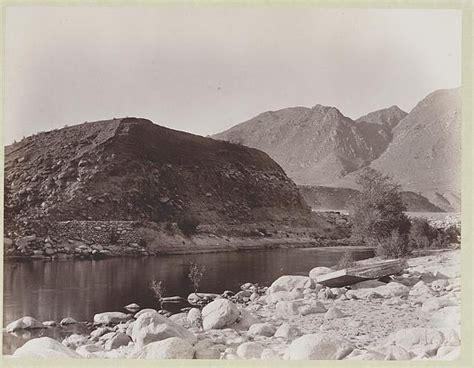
(3, 247, 374, 354)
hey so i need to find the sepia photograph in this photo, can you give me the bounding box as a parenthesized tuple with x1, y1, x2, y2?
(1, 2, 467, 362)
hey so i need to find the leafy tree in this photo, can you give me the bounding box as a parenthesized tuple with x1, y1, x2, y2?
(350, 168, 411, 258)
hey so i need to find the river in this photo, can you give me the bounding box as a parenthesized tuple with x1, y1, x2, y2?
(3, 246, 374, 354)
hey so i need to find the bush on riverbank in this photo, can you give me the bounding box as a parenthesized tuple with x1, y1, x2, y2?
(350, 169, 411, 258)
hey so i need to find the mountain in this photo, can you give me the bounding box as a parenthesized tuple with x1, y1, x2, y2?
(213, 105, 405, 186)
(367, 88, 461, 211)
(213, 88, 461, 212)
(4, 118, 312, 238)
(299, 185, 444, 213)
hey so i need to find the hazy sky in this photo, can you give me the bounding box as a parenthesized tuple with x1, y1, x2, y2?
(4, 6, 461, 144)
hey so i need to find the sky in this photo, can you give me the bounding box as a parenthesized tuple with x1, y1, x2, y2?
(4, 6, 462, 144)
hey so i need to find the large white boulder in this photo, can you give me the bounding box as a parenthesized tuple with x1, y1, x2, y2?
(236, 342, 264, 359)
(430, 306, 460, 329)
(6, 316, 44, 332)
(201, 299, 240, 330)
(186, 308, 202, 328)
(13, 337, 80, 358)
(268, 275, 313, 293)
(104, 332, 132, 350)
(285, 333, 354, 360)
(133, 337, 195, 359)
(384, 328, 445, 351)
(93, 312, 131, 325)
(248, 323, 276, 337)
(130, 310, 197, 348)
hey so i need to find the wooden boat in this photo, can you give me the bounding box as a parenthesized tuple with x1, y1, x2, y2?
(315, 259, 408, 288)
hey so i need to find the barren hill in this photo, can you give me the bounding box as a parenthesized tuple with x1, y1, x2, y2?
(368, 88, 461, 211)
(214, 88, 461, 212)
(4, 118, 312, 237)
(213, 105, 404, 186)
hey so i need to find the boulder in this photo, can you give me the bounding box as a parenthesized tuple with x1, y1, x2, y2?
(6, 316, 44, 332)
(104, 332, 132, 350)
(309, 267, 333, 281)
(42, 320, 57, 327)
(188, 292, 219, 305)
(133, 337, 195, 359)
(201, 299, 240, 330)
(13, 337, 80, 358)
(186, 308, 202, 328)
(409, 281, 436, 297)
(430, 306, 460, 329)
(436, 346, 460, 359)
(134, 309, 157, 319)
(60, 317, 78, 325)
(130, 310, 197, 348)
(248, 323, 276, 337)
(62, 334, 91, 349)
(236, 342, 264, 359)
(268, 275, 313, 293)
(90, 327, 113, 341)
(232, 309, 259, 331)
(324, 306, 346, 320)
(261, 348, 282, 360)
(274, 323, 301, 340)
(195, 345, 221, 359)
(421, 297, 455, 313)
(124, 303, 140, 311)
(169, 313, 189, 327)
(374, 345, 411, 360)
(384, 328, 445, 351)
(93, 312, 131, 325)
(286, 333, 354, 360)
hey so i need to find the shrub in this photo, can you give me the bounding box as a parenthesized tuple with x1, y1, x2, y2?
(138, 237, 147, 248)
(445, 225, 461, 244)
(336, 251, 355, 270)
(350, 168, 411, 243)
(188, 262, 206, 294)
(178, 215, 200, 237)
(409, 218, 438, 249)
(376, 230, 411, 259)
(149, 278, 166, 309)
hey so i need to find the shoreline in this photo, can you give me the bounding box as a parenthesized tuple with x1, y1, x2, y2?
(4, 248, 461, 360)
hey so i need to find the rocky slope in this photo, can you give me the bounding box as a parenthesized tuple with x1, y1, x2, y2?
(4, 118, 316, 243)
(299, 186, 444, 213)
(214, 88, 461, 211)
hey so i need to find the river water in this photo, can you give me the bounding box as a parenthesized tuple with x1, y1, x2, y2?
(3, 247, 374, 354)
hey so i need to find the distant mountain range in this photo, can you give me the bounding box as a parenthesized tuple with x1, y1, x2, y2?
(213, 88, 461, 212)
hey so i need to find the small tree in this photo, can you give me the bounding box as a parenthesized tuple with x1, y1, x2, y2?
(350, 168, 411, 258)
(376, 231, 411, 259)
(188, 262, 206, 295)
(149, 278, 166, 309)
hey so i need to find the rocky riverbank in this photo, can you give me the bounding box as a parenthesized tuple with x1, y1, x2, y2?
(4, 248, 461, 360)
